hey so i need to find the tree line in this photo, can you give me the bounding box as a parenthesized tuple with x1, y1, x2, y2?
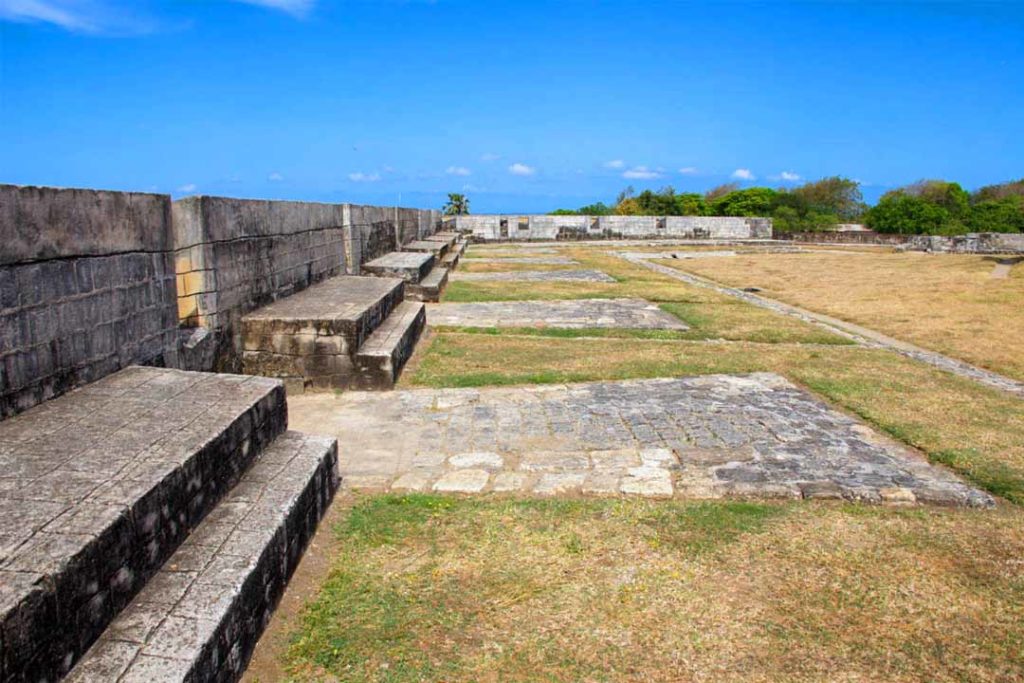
(548, 177, 1024, 235)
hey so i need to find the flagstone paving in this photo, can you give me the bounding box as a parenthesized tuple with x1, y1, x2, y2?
(461, 256, 578, 265)
(426, 298, 688, 329)
(452, 269, 616, 283)
(286, 373, 993, 507)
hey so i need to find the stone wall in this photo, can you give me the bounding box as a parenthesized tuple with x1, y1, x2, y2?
(453, 214, 772, 241)
(172, 196, 349, 371)
(173, 196, 439, 371)
(343, 205, 439, 274)
(0, 184, 179, 417)
(780, 230, 1024, 253)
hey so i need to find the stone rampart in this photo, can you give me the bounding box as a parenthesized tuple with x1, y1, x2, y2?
(453, 214, 772, 240)
(0, 184, 180, 416)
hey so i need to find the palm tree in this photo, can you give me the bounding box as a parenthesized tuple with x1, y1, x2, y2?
(444, 193, 470, 215)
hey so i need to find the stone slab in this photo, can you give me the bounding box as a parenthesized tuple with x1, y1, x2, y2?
(0, 366, 287, 681)
(403, 240, 449, 257)
(453, 269, 616, 283)
(286, 373, 993, 508)
(362, 251, 434, 284)
(65, 431, 339, 683)
(462, 256, 577, 265)
(426, 298, 689, 330)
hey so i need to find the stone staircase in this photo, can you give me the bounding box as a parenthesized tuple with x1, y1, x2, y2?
(360, 232, 467, 303)
(0, 366, 339, 682)
(240, 275, 425, 391)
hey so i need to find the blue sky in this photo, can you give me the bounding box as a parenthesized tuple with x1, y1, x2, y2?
(1, 0, 1022, 213)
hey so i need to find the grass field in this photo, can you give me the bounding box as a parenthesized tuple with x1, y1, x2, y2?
(251, 242, 1024, 682)
(656, 250, 1024, 380)
(270, 495, 1024, 683)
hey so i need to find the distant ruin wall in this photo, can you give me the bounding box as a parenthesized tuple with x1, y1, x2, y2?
(0, 184, 179, 417)
(453, 214, 772, 241)
(780, 230, 1024, 253)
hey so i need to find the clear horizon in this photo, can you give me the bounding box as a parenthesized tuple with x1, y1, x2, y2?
(1, 0, 1022, 213)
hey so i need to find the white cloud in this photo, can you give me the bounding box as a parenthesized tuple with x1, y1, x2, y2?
(446, 166, 471, 177)
(0, 0, 159, 34)
(779, 171, 801, 182)
(231, 0, 314, 18)
(508, 163, 536, 176)
(622, 166, 661, 180)
(480, 153, 501, 162)
(177, 183, 197, 193)
(268, 172, 284, 182)
(678, 167, 699, 175)
(0, 0, 94, 30)
(603, 160, 625, 169)
(731, 168, 755, 181)
(348, 171, 381, 182)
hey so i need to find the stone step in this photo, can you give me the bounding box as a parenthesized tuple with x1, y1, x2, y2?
(354, 301, 427, 389)
(240, 275, 405, 392)
(0, 366, 287, 681)
(407, 266, 450, 303)
(65, 431, 339, 683)
(423, 232, 458, 249)
(362, 251, 435, 284)
(402, 239, 450, 258)
(440, 250, 461, 271)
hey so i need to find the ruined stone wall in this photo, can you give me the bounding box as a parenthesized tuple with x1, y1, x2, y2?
(455, 214, 771, 240)
(173, 196, 349, 371)
(780, 230, 1024, 253)
(343, 204, 439, 274)
(0, 184, 179, 417)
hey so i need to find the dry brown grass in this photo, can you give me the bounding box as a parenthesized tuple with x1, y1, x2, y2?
(277, 494, 1024, 683)
(657, 251, 1024, 380)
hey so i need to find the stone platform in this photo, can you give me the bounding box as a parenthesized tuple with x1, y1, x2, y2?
(240, 275, 421, 391)
(286, 374, 992, 507)
(362, 251, 434, 283)
(453, 269, 616, 283)
(0, 366, 288, 680)
(426, 298, 688, 330)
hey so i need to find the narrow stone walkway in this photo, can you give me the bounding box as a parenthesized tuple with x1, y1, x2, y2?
(287, 373, 992, 507)
(452, 269, 616, 283)
(619, 252, 1024, 398)
(426, 298, 688, 329)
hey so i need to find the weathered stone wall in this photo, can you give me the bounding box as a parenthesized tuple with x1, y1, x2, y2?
(343, 204, 439, 274)
(173, 196, 349, 371)
(0, 184, 179, 417)
(780, 230, 1024, 253)
(454, 214, 772, 240)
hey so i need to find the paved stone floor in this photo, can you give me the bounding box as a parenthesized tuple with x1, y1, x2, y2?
(288, 373, 992, 507)
(426, 298, 688, 329)
(462, 256, 578, 265)
(453, 269, 616, 283)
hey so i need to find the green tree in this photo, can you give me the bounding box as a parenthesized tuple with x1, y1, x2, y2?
(865, 194, 952, 235)
(443, 193, 469, 215)
(710, 187, 778, 217)
(791, 176, 864, 220)
(673, 193, 706, 216)
(704, 182, 739, 202)
(967, 196, 1024, 233)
